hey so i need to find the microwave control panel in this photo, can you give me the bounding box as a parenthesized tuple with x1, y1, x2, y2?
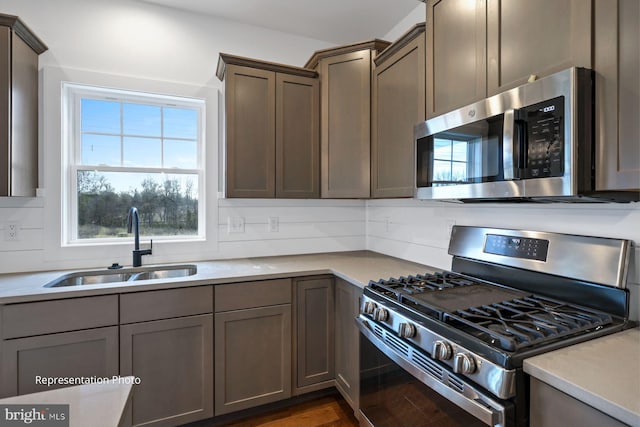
(523, 96, 565, 179)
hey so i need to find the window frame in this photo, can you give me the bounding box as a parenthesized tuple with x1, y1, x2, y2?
(63, 83, 206, 245)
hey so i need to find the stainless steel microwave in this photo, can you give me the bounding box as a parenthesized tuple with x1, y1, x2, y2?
(414, 67, 627, 202)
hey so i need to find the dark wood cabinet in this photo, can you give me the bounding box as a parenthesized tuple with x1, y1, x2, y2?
(293, 276, 334, 394)
(334, 278, 361, 413)
(119, 287, 214, 427)
(426, 0, 590, 116)
(307, 40, 390, 198)
(486, 0, 591, 95)
(0, 295, 119, 397)
(1, 327, 119, 397)
(0, 14, 47, 197)
(593, 0, 640, 192)
(217, 54, 319, 198)
(372, 24, 425, 198)
(530, 378, 627, 427)
(426, 0, 486, 118)
(214, 279, 292, 415)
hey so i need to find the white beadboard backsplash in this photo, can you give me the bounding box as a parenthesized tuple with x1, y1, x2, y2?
(366, 199, 640, 321)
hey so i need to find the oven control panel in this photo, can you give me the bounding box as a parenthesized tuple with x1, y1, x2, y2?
(484, 234, 549, 261)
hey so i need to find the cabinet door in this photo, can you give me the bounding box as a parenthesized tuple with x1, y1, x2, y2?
(320, 50, 372, 198)
(120, 314, 213, 427)
(225, 64, 276, 198)
(294, 276, 334, 393)
(334, 278, 361, 412)
(276, 73, 320, 198)
(215, 304, 291, 415)
(487, 0, 592, 95)
(530, 378, 627, 427)
(0, 326, 119, 397)
(426, 0, 486, 118)
(372, 34, 425, 198)
(594, 0, 640, 192)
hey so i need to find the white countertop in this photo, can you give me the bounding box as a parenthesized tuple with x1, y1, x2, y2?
(524, 327, 640, 427)
(0, 377, 134, 427)
(0, 251, 435, 303)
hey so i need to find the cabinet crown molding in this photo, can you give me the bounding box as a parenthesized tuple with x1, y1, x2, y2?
(216, 53, 318, 81)
(0, 13, 48, 54)
(374, 22, 426, 66)
(304, 39, 391, 69)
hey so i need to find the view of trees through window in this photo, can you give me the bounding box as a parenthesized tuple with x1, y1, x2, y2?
(67, 86, 204, 241)
(432, 138, 468, 185)
(77, 171, 198, 239)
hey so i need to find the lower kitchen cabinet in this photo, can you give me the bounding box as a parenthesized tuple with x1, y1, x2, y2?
(334, 278, 361, 413)
(529, 378, 626, 427)
(214, 304, 292, 415)
(214, 278, 293, 416)
(0, 326, 119, 397)
(293, 276, 334, 394)
(120, 314, 214, 427)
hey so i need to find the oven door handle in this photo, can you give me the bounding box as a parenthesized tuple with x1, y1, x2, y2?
(356, 316, 506, 427)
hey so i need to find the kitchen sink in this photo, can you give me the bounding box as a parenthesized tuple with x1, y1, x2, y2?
(44, 265, 197, 288)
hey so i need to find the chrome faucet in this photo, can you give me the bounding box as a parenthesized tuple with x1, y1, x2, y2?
(126, 207, 152, 267)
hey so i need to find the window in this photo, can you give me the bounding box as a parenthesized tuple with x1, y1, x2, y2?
(432, 138, 469, 185)
(63, 84, 205, 243)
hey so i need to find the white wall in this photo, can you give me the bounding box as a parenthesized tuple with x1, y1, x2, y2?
(366, 199, 640, 320)
(0, 0, 370, 274)
(383, 2, 425, 42)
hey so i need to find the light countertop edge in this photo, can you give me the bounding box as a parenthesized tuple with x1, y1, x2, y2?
(523, 327, 640, 427)
(0, 376, 134, 427)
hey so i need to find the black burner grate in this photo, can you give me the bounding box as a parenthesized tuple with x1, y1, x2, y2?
(444, 296, 613, 352)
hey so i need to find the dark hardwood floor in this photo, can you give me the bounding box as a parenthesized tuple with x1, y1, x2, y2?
(190, 393, 359, 427)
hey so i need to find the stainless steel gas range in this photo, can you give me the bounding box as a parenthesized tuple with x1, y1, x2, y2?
(357, 226, 633, 427)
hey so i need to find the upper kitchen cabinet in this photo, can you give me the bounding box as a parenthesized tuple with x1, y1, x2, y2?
(426, 0, 591, 117)
(372, 24, 425, 198)
(486, 0, 592, 95)
(0, 14, 47, 197)
(217, 54, 319, 198)
(593, 0, 640, 192)
(426, 0, 486, 118)
(306, 40, 390, 198)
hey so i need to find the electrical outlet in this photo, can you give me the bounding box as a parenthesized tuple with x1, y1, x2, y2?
(268, 217, 279, 232)
(228, 217, 245, 233)
(4, 222, 20, 241)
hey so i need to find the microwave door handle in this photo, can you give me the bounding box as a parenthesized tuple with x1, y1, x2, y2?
(503, 109, 516, 180)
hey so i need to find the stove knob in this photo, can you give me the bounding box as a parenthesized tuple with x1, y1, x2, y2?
(453, 353, 477, 375)
(398, 323, 416, 338)
(363, 301, 376, 315)
(373, 307, 389, 322)
(432, 340, 453, 361)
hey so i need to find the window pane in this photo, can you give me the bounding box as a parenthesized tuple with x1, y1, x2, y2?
(164, 139, 197, 168)
(123, 137, 161, 167)
(77, 171, 198, 239)
(434, 139, 452, 160)
(81, 134, 121, 166)
(123, 103, 161, 136)
(452, 140, 468, 162)
(451, 161, 468, 182)
(81, 99, 120, 134)
(164, 107, 198, 139)
(433, 160, 452, 182)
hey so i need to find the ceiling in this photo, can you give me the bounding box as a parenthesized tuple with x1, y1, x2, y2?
(138, 0, 422, 44)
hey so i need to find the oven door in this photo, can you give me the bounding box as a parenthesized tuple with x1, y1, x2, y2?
(357, 317, 513, 427)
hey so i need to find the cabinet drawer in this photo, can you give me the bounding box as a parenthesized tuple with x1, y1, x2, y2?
(215, 278, 291, 312)
(2, 295, 118, 339)
(120, 286, 213, 324)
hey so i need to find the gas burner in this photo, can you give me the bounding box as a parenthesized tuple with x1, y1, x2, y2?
(445, 296, 613, 352)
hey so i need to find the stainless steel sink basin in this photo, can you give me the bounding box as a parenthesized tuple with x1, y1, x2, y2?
(44, 265, 197, 288)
